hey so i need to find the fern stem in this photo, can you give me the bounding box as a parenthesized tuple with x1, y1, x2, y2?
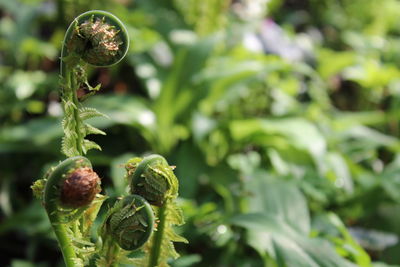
(148, 201, 168, 267)
(50, 219, 78, 267)
(71, 71, 83, 155)
(108, 242, 120, 267)
(101, 233, 120, 267)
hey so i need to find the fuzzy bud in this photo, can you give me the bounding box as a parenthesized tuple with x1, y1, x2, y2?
(67, 16, 124, 66)
(60, 167, 101, 208)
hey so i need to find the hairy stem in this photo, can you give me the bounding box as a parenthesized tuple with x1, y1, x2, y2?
(71, 70, 83, 155)
(148, 201, 168, 267)
(41, 11, 130, 267)
(108, 242, 120, 267)
(50, 218, 78, 267)
(101, 233, 120, 267)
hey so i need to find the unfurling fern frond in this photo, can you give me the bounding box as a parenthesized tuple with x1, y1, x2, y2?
(61, 87, 107, 156)
(61, 94, 108, 156)
(125, 155, 187, 267)
(59, 10, 128, 157)
(33, 10, 135, 267)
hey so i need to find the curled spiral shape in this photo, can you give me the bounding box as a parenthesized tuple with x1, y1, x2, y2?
(44, 156, 101, 223)
(59, 11, 129, 157)
(61, 10, 129, 69)
(105, 195, 155, 250)
(127, 155, 178, 207)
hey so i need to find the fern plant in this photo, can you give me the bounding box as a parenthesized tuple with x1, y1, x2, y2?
(31, 10, 186, 267)
(125, 155, 188, 267)
(59, 10, 128, 157)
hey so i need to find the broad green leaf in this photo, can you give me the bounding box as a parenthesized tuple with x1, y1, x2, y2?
(85, 94, 154, 129)
(332, 111, 387, 130)
(0, 117, 61, 153)
(339, 125, 399, 152)
(381, 156, 400, 203)
(344, 59, 400, 89)
(312, 213, 371, 266)
(230, 118, 326, 159)
(325, 152, 353, 193)
(231, 173, 359, 267)
(246, 172, 310, 234)
(231, 213, 357, 267)
(154, 37, 216, 125)
(170, 254, 202, 267)
(317, 49, 356, 79)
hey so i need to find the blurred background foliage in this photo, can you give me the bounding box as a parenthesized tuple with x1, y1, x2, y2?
(1, 0, 400, 266)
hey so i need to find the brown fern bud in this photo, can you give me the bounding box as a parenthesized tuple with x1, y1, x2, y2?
(78, 17, 122, 66)
(60, 167, 101, 208)
(66, 15, 127, 67)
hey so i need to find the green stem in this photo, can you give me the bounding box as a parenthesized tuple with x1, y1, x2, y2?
(62, 63, 83, 156)
(148, 201, 168, 267)
(50, 219, 78, 267)
(71, 70, 83, 155)
(102, 234, 120, 267)
(108, 243, 120, 267)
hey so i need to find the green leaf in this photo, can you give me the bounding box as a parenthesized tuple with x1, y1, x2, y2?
(0, 117, 61, 144)
(312, 213, 372, 266)
(246, 172, 310, 234)
(82, 139, 102, 154)
(82, 123, 106, 136)
(231, 213, 356, 267)
(62, 134, 79, 157)
(78, 107, 108, 121)
(317, 49, 356, 79)
(171, 254, 202, 267)
(381, 156, 400, 203)
(325, 152, 353, 193)
(230, 118, 326, 164)
(85, 94, 154, 128)
(231, 174, 358, 267)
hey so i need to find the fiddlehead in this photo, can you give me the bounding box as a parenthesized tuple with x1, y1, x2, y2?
(103, 195, 155, 250)
(60, 10, 129, 157)
(32, 156, 102, 267)
(43, 156, 101, 223)
(32, 10, 188, 267)
(96, 195, 154, 266)
(126, 155, 187, 267)
(126, 155, 178, 206)
(61, 10, 129, 69)
(32, 11, 128, 267)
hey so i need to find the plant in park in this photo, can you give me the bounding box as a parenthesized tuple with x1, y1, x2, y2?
(31, 10, 186, 267)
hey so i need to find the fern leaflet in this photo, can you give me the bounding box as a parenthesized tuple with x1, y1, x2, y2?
(79, 107, 109, 121)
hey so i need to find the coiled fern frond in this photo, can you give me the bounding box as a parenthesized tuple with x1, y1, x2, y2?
(60, 10, 128, 157)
